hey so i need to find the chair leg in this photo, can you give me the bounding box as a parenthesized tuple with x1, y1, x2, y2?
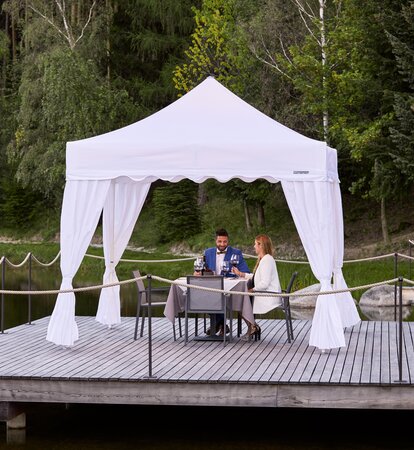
(237, 313, 242, 337)
(178, 315, 182, 337)
(287, 305, 294, 341)
(134, 300, 141, 340)
(282, 301, 291, 343)
(173, 323, 177, 341)
(185, 309, 188, 345)
(195, 314, 198, 336)
(140, 308, 147, 337)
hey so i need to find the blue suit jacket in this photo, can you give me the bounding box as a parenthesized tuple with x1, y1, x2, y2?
(204, 246, 250, 275)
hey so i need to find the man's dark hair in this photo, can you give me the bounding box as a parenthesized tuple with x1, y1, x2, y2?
(215, 228, 229, 237)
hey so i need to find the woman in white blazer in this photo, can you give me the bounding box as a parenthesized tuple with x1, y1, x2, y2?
(232, 234, 281, 341)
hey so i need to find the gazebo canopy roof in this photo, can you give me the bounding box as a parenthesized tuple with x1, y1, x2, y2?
(66, 77, 338, 183)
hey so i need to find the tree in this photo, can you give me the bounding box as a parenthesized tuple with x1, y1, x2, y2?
(173, 0, 254, 97)
(110, 0, 199, 112)
(326, 0, 410, 243)
(153, 180, 201, 243)
(4, 2, 141, 204)
(388, 3, 414, 184)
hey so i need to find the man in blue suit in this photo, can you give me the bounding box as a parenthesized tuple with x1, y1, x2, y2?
(203, 228, 250, 335)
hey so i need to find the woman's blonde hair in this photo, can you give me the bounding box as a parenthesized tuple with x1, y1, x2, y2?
(253, 234, 274, 273)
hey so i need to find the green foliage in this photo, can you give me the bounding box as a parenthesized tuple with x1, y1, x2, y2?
(0, 176, 45, 228)
(7, 47, 141, 202)
(173, 0, 254, 96)
(387, 2, 414, 183)
(153, 180, 201, 243)
(110, 0, 199, 111)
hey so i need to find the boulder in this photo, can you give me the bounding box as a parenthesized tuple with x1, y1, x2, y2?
(290, 283, 320, 308)
(359, 284, 412, 307)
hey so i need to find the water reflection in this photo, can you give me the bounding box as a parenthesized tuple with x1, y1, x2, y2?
(1, 403, 414, 450)
(1, 267, 150, 330)
(3, 267, 414, 330)
(359, 304, 412, 321)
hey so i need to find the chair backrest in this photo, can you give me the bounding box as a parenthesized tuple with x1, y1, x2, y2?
(285, 271, 298, 294)
(133, 270, 147, 304)
(186, 275, 224, 312)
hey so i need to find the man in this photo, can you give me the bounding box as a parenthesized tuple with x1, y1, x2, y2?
(203, 228, 250, 335)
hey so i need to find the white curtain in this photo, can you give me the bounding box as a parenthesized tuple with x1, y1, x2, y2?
(46, 180, 111, 346)
(332, 182, 361, 328)
(282, 180, 345, 350)
(96, 179, 151, 326)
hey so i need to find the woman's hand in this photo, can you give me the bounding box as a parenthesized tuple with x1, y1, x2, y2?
(232, 267, 243, 277)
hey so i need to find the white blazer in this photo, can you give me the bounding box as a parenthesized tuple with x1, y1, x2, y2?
(246, 254, 281, 314)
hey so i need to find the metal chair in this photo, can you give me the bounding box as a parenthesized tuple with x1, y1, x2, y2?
(247, 271, 298, 343)
(133, 270, 182, 340)
(184, 275, 232, 346)
(280, 271, 298, 342)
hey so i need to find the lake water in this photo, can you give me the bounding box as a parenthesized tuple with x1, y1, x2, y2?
(1, 265, 414, 330)
(1, 403, 413, 449)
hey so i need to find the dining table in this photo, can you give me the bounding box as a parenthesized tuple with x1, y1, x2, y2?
(163, 276, 255, 337)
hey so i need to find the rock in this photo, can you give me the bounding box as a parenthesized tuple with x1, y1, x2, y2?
(290, 283, 321, 308)
(402, 287, 414, 304)
(359, 284, 412, 307)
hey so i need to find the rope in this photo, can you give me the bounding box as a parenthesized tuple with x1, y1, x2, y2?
(2, 249, 414, 268)
(31, 251, 61, 267)
(1, 274, 400, 297)
(343, 253, 396, 263)
(396, 253, 414, 261)
(0, 276, 148, 295)
(3, 253, 32, 268)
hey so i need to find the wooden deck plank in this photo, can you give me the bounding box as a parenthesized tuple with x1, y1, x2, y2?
(271, 321, 312, 383)
(359, 321, 375, 384)
(259, 321, 310, 383)
(341, 321, 364, 383)
(235, 320, 286, 382)
(349, 321, 369, 384)
(389, 321, 409, 384)
(80, 319, 173, 379)
(24, 318, 120, 379)
(370, 322, 381, 384)
(380, 321, 391, 384)
(214, 320, 280, 382)
(329, 324, 355, 383)
(0, 317, 92, 377)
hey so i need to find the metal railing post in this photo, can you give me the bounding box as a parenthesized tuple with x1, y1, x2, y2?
(1, 258, 5, 334)
(144, 274, 157, 379)
(394, 253, 398, 321)
(27, 252, 32, 325)
(395, 276, 407, 383)
(409, 240, 412, 280)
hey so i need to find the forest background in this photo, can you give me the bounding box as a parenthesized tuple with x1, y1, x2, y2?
(0, 0, 414, 261)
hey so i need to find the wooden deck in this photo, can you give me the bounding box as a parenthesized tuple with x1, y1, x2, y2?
(0, 316, 414, 410)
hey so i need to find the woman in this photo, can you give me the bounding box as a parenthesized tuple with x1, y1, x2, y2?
(232, 234, 281, 341)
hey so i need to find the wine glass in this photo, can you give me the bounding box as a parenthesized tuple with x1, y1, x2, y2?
(194, 256, 204, 274)
(220, 260, 230, 277)
(230, 254, 240, 276)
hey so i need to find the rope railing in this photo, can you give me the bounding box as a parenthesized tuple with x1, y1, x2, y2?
(0, 274, 403, 297)
(31, 251, 61, 267)
(2, 250, 414, 267)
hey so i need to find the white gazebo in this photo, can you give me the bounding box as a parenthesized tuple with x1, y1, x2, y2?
(47, 76, 360, 349)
